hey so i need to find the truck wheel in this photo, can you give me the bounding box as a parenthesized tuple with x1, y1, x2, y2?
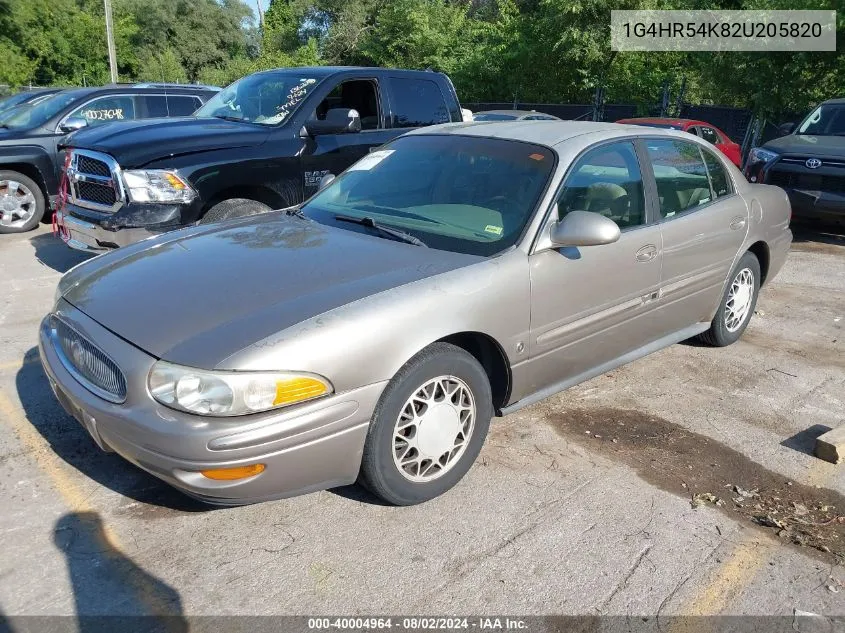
(359, 343, 493, 506)
(199, 198, 272, 225)
(0, 171, 45, 234)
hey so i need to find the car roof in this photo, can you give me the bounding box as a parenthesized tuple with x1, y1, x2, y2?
(250, 66, 446, 79)
(407, 120, 663, 148)
(822, 98, 845, 105)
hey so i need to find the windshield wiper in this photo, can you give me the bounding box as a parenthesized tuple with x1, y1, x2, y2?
(334, 214, 427, 247)
(282, 204, 306, 219)
(212, 114, 247, 123)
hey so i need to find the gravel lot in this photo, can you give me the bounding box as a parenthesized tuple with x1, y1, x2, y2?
(0, 224, 843, 622)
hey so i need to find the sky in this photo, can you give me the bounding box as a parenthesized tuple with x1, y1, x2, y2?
(248, 0, 265, 25)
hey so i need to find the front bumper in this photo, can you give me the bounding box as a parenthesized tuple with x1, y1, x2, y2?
(39, 301, 385, 505)
(56, 210, 158, 253)
(782, 189, 845, 224)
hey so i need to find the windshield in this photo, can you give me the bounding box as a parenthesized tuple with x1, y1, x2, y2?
(194, 72, 321, 125)
(301, 135, 556, 256)
(797, 104, 845, 136)
(0, 92, 42, 115)
(473, 113, 519, 121)
(2, 91, 83, 130)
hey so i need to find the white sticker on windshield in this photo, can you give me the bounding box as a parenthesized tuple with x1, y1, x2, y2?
(348, 150, 394, 171)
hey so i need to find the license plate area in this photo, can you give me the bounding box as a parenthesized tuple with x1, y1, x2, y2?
(49, 377, 109, 452)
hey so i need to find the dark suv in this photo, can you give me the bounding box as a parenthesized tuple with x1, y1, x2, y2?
(0, 84, 217, 233)
(55, 66, 463, 252)
(745, 98, 845, 225)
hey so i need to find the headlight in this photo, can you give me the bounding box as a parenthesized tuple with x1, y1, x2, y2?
(748, 147, 779, 164)
(148, 361, 332, 417)
(122, 170, 196, 204)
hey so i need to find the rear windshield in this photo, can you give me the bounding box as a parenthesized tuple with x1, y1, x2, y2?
(473, 113, 519, 121)
(302, 134, 556, 256)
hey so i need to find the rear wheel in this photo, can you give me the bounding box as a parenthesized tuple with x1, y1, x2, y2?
(359, 343, 493, 505)
(199, 198, 272, 225)
(0, 171, 45, 234)
(699, 251, 760, 347)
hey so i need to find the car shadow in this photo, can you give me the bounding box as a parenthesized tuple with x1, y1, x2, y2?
(790, 223, 845, 247)
(780, 424, 833, 457)
(16, 348, 211, 513)
(328, 483, 392, 506)
(30, 230, 92, 274)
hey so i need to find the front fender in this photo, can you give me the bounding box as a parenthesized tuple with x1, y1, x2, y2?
(0, 144, 57, 196)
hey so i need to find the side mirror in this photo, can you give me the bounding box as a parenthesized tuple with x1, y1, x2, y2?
(304, 108, 361, 136)
(60, 116, 88, 134)
(318, 173, 335, 191)
(550, 210, 621, 247)
(778, 122, 795, 136)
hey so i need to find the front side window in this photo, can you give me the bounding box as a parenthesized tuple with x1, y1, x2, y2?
(70, 95, 136, 126)
(556, 141, 646, 229)
(389, 78, 450, 128)
(699, 126, 720, 145)
(3, 91, 86, 130)
(301, 135, 555, 256)
(195, 72, 321, 125)
(646, 139, 712, 218)
(310, 79, 381, 130)
(797, 104, 845, 136)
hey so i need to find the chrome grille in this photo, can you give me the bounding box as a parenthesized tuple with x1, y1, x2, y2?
(77, 181, 118, 205)
(66, 149, 125, 213)
(76, 155, 111, 177)
(53, 318, 127, 402)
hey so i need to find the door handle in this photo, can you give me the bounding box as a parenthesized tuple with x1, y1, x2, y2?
(730, 217, 747, 230)
(635, 244, 658, 262)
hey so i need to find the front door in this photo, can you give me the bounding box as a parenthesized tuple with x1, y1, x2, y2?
(642, 137, 749, 330)
(299, 78, 400, 197)
(526, 140, 665, 395)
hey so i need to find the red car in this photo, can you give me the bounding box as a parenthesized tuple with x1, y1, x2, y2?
(615, 117, 742, 168)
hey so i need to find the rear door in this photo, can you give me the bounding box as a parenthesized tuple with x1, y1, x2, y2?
(299, 75, 398, 197)
(644, 137, 748, 330)
(526, 140, 665, 395)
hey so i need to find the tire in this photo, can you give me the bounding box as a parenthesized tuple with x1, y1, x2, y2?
(0, 171, 45, 234)
(199, 198, 272, 225)
(699, 251, 761, 347)
(359, 342, 493, 506)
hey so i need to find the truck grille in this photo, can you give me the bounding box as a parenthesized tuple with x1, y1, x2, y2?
(768, 170, 845, 194)
(53, 317, 127, 403)
(66, 149, 124, 212)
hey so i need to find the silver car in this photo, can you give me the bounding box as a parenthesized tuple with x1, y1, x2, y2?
(39, 122, 792, 506)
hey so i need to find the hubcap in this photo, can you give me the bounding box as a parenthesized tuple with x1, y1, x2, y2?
(393, 375, 476, 482)
(0, 180, 37, 228)
(725, 267, 754, 332)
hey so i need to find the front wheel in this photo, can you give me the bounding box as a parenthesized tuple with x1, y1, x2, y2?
(699, 251, 761, 347)
(199, 198, 272, 225)
(0, 171, 45, 234)
(359, 343, 493, 505)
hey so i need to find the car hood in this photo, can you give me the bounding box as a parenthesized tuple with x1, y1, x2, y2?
(62, 214, 481, 368)
(65, 117, 270, 168)
(765, 134, 845, 157)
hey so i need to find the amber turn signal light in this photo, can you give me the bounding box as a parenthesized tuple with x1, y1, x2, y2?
(201, 464, 266, 480)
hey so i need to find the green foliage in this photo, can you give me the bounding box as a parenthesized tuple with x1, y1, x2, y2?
(1, 0, 842, 121)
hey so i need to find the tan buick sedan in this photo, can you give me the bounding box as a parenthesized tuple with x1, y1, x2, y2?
(40, 121, 792, 506)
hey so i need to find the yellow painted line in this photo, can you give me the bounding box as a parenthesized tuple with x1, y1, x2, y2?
(0, 354, 39, 373)
(0, 390, 178, 616)
(676, 458, 835, 617)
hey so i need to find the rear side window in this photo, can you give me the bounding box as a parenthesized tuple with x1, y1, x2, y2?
(138, 95, 168, 118)
(71, 95, 136, 126)
(702, 150, 732, 198)
(167, 95, 201, 116)
(389, 78, 450, 128)
(646, 139, 712, 218)
(699, 126, 720, 145)
(556, 141, 646, 229)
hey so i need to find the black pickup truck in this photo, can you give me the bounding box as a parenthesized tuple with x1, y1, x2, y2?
(0, 84, 217, 233)
(56, 66, 463, 252)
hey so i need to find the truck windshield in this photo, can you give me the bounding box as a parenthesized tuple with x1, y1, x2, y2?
(3, 91, 84, 130)
(195, 72, 321, 125)
(797, 104, 845, 136)
(301, 135, 556, 257)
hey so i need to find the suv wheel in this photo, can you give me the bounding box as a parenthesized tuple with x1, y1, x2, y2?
(699, 251, 761, 347)
(0, 171, 45, 234)
(359, 343, 493, 505)
(199, 198, 271, 224)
